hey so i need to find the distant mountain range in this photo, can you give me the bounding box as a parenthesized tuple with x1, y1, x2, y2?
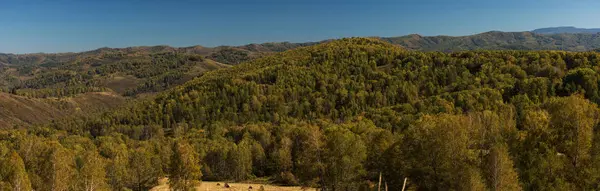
(532, 26, 600, 34)
(3, 28, 600, 66)
(0, 41, 317, 66)
(381, 31, 600, 52)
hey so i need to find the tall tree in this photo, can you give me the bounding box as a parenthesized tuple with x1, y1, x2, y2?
(169, 141, 201, 190)
(228, 135, 253, 181)
(3, 151, 32, 191)
(129, 147, 160, 191)
(322, 126, 367, 191)
(543, 95, 599, 189)
(271, 136, 295, 184)
(41, 143, 75, 191)
(484, 145, 522, 191)
(78, 151, 107, 191)
(386, 114, 482, 190)
(544, 95, 599, 168)
(291, 125, 324, 187)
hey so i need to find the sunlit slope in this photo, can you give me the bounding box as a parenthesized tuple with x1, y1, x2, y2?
(67, 37, 600, 132)
(0, 92, 126, 127)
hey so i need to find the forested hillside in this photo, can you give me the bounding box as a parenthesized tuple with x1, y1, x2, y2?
(3, 38, 600, 190)
(0, 41, 321, 98)
(0, 41, 318, 127)
(2, 31, 598, 103)
(0, 48, 232, 127)
(0, 50, 228, 98)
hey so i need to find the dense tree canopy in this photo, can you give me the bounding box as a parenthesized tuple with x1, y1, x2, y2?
(2, 38, 600, 190)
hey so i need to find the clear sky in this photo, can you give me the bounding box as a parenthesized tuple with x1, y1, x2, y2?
(1, 0, 599, 53)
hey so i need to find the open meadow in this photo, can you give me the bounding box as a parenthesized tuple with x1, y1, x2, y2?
(150, 178, 310, 191)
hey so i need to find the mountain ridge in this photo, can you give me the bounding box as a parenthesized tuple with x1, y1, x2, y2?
(4, 29, 600, 60)
(532, 26, 600, 34)
(381, 31, 600, 51)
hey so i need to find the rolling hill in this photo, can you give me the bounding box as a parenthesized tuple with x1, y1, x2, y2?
(2, 37, 600, 190)
(0, 41, 322, 127)
(3, 30, 600, 71)
(0, 41, 321, 96)
(2, 30, 600, 127)
(0, 48, 230, 97)
(0, 41, 317, 66)
(0, 47, 230, 126)
(34, 38, 600, 190)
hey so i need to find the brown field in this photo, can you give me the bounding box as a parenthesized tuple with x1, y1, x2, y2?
(104, 74, 140, 94)
(150, 178, 312, 191)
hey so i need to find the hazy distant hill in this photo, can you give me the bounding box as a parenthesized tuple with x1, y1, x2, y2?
(381, 31, 600, 52)
(216, 31, 600, 53)
(532, 26, 600, 34)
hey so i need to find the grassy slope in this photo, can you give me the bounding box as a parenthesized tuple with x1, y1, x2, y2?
(0, 92, 126, 127)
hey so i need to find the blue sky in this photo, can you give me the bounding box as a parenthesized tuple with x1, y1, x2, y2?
(1, 0, 599, 53)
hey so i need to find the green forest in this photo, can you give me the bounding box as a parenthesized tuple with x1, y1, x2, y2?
(4, 38, 600, 190)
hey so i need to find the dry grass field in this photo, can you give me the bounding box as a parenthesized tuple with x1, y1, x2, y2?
(150, 178, 313, 191)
